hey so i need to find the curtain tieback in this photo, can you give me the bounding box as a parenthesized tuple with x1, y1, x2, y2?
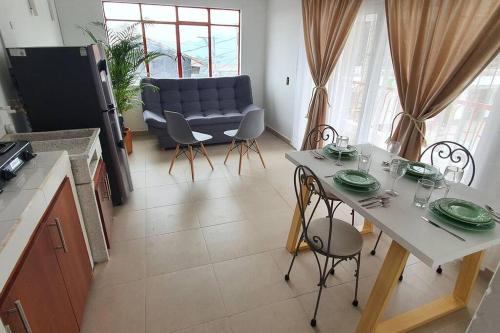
(386, 112, 427, 145)
(305, 85, 330, 118)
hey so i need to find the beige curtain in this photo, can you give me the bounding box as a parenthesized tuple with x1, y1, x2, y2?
(300, 0, 362, 150)
(386, 0, 500, 160)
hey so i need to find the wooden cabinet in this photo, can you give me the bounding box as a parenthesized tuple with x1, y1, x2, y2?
(0, 177, 92, 332)
(94, 159, 113, 248)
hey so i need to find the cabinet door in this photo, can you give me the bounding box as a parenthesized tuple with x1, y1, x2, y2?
(94, 160, 113, 248)
(0, 223, 79, 333)
(47, 178, 92, 327)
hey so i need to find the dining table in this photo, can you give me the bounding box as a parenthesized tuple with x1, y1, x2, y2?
(284, 144, 500, 333)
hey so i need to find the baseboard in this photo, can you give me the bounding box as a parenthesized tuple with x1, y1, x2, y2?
(131, 130, 150, 136)
(265, 126, 295, 148)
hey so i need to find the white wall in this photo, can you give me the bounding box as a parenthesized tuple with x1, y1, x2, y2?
(263, 0, 301, 141)
(54, 0, 268, 132)
(0, 0, 64, 106)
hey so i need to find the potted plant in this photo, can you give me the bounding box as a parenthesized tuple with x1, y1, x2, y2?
(82, 23, 163, 154)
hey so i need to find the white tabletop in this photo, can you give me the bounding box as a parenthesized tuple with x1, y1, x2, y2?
(285, 144, 500, 268)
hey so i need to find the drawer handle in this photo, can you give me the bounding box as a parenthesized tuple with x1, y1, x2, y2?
(5, 300, 33, 333)
(49, 218, 69, 253)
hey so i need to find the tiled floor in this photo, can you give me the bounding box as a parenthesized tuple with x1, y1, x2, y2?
(80, 131, 489, 333)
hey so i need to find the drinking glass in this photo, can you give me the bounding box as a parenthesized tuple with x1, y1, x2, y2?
(414, 179, 435, 208)
(335, 136, 349, 166)
(443, 166, 464, 197)
(384, 140, 401, 165)
(358, 153, 372, 173)
(385, 159, 408, 196)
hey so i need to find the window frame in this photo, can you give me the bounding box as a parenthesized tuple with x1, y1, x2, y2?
(101, 1, 241, 78)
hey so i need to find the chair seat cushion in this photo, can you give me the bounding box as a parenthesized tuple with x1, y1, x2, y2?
(224, 129, 238, 137)
(306, 217, 363, 257)
(193, 131, 212, 142)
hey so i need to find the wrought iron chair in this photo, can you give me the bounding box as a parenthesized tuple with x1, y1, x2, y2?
(370, 140, 475, 275)
(285, 165, 362, 327)
(164, 111, 214, 182)
(223, 109, 266, 175)
(303, 125, 356, 224)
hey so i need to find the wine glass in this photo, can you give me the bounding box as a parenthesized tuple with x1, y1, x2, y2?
(443, 166, 464, 197)
(335, 136, 349, 166)
(384, 140, 402, 165)
(385, 159, 408, 196)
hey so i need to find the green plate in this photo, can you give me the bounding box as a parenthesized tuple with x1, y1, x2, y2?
(322, 148, 357, 160)
(336, 170, 377, 187)
(437, 198, 492, 224)
(407, 161, 439, 177)
(333, 177, 380, 193)
(324, 144, 357, 154)
(428, 201, 495, 231)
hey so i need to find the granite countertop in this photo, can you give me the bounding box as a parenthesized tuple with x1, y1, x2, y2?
(0, 151, 73, 291)
(1, 128, 102, 184)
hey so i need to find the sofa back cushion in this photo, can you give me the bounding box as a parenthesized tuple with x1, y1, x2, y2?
(141, 75, 253, 117)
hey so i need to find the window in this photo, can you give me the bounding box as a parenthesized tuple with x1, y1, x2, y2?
(101, 2, 240, 78)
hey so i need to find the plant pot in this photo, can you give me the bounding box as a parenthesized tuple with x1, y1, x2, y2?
(123, 127, 133, 155)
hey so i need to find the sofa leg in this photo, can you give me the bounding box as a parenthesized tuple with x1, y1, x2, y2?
(188, 145, 195, 181)
(254, 139, 266, 168)
(200, 142, 214, 170)
(224, 140, 235, 164)
(169, 144, 180, 174)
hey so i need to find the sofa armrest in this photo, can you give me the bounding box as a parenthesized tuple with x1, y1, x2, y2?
(240, 104, 264, 114)
(143, 110, 167, 129)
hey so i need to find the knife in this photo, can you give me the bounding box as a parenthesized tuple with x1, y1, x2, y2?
(420, 216, 466, 242)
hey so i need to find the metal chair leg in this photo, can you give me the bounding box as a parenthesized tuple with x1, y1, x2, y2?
(353, 252, 361, 306)
(311, 256, 330, 327)
(436, 265, 443, 274)
(285, 233, 305, 281)
(351, 209, 355, 226)
(370, 230, 383, 255)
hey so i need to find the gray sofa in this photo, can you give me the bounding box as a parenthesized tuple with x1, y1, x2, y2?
(141, 75, 264, 149)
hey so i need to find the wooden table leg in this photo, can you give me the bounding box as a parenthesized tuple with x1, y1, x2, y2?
(356, 245, 485, 333)
(286, 184, 311, 253)
(355, 240, 410, 333)
(360, 218, 374, 234)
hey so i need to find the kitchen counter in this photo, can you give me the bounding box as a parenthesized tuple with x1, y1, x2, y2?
(0, 151, 92, 292)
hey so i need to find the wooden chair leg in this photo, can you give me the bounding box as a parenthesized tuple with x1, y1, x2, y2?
(238, 143, 244, 175)
(246, 140, 250, 159)
(188, 145, 195, 181)
(224, 140, 235, 164)
(254, 139, 266, 168)
(200, 142, 214, 170)
(169, 144, 180, 174)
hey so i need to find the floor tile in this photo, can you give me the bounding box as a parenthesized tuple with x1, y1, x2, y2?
(81, 280, 145, 333)
(146, 265, 226, 333)
(174, 318, 232, 333)
(92, 238, 146, 289)
(213, 252, 293, 315)
(229, 299, 314, 333)
(196, 197, 246, 227)
(146, 204, 200, 236)
(146, 183, 192, 208)
(146, 229, 210, 276)
(112, 209, 146, 243)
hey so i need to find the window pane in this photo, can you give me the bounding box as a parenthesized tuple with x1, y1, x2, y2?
(105, 21, 146, 81)
(179, 25, 209, 78)
(144, 24, 179, 78)
(103, 2, 140, 20)
(211, 26, 238, 77)
(178, 7, 208, 22)
(210, 9, 239, 25)
(141, 5, 176, 22)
